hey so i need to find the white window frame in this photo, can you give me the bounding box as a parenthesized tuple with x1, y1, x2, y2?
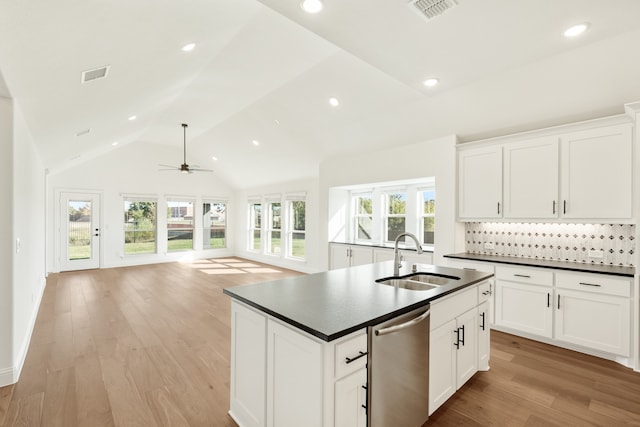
(352, 191, 374, 242)
(123, 196, 158, 256)
(247, 198, 262, 252)
(265, 195, 282, 256)
(382, 189, 407, 244)
(419, 187, 436, 247)
(203, 200, 227, 249)
(285, 193, 306, 261)
(166, 198, 195, 252)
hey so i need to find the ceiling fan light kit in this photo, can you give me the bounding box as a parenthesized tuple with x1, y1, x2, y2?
(159, 123, 212, 174)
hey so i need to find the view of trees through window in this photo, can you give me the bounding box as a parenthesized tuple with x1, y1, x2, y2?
(354, 194, 373, 241)
(422, 189, 435, 245)
(249, 203, 262, 251)
(386, 192, 406, 242)
(268, 202, 282, 255)
(68, 201, 92, 260)
(124, 200, 157, 255)
(288, 200, 306, 259)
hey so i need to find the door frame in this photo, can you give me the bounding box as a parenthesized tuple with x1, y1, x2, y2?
(56, 189, 103, 271)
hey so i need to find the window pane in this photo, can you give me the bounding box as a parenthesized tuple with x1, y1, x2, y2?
(388, 193, 406, 215)
(252, 230, 261, 250)
(387, 217, 406, 242)
(252, 204, 262, 228)
(68, 200, 92, 260)
(423, 217, 435, 245)
(203, 202, 226, 249)
(292, 201, 306, 231)
(167, 200, 194, 251)
(356, 217, 373, 240)
(291, 232, 305, 258)
(124, 200, 157, 255)
(269, 231, 281, 254)
(270, 203, 281, 229)
(423, 190, 435, 214)
(357, 194, 373, 215)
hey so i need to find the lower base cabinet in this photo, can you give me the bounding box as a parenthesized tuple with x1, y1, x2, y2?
(334, 368, 367, 427)
(495, 280, 553, 338)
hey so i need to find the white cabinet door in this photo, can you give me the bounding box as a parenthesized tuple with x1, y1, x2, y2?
(373, 248, 394, 263)
(230, 302, 267, 427)
(455, 307, 478, 388)
(503, 136, 559, 218)
(350, 246, 374, 267)
(555, 289, 631, 356)
(267, 320, 323, 427)
(429, 319, 457, 415)
(560, 124, 633, 219)
(330, 244, 351, 270)
(495, 281, 553, 338)
(334, 368, 367, 427)
(477, 300, 490, 372)
(458, 146, 503, 219)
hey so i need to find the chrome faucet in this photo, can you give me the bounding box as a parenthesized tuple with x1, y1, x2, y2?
(393, 232, 423, 276)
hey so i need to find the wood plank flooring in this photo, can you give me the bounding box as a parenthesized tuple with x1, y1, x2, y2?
(1, 258, 639, 426)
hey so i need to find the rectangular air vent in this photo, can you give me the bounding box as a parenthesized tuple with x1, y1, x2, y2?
(75, 128, 91, 137)
(409, 0, 458, 21)
(81, 65, 109, 83)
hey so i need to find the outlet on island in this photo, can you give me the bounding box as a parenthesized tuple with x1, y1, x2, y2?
(483, 242, 495, 250)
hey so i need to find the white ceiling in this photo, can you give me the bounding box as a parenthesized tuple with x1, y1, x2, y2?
(1, 0, 640, 188)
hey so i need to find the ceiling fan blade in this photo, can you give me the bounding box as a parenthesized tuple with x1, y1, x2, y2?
(158, 164, 178, 168)
(189, 167, 214, 172)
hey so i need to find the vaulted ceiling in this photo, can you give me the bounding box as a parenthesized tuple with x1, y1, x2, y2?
(1, 0, 640, 188)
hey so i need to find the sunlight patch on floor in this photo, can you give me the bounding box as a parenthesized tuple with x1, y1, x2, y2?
(192, 258, 286, 275)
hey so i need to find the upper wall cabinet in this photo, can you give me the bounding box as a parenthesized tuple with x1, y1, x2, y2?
(560, 124, 633, 220)
(458, 146, 503, 219)
(458, 120, 634, 222)
(503, 136, 559, 219)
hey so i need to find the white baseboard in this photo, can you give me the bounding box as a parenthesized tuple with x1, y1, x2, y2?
(0, 366, 14, 387)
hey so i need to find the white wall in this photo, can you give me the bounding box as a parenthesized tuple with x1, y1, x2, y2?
(12, 104, 45, 382)
(0, 96, 14, 386)
(0, 97, 46, 387)
(234, 178, 320, 273)
(46, 141, 236, 272)
(319, 135, 464, 269)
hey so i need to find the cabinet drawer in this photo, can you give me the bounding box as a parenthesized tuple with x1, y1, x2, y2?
(431, 286, 478, 330)
(496, 265, 553, 285)
(335, 332, 368, 379)
(447, 259, 495, 274)
(478, 280, 492, 303)
(555, 272, 631, 298)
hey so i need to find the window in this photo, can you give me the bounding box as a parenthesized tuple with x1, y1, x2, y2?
(384, 191, 406, 243)
(353, 193, 373, 241)
(203, 201, 226, 249)
(248, 202, 262, 251)
(167, 200, 194, 251)
(421, 189, 435, 245)
(287, 199, 306, 259)
(124, 198, 157, 255)
(267, 201, 282, 255)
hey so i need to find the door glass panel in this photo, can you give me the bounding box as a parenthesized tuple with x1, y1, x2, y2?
(68, 200, 92, 260)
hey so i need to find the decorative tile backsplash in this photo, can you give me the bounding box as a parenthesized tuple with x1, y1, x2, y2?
(465, 223, 635, 267)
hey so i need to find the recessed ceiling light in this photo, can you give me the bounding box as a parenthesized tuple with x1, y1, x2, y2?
(301, 0, 323, 14)
(128, 115, 137, 121)
(274, 119, 280, 125)
(112, 141, 119, 146)
(212, 156, 218, 161)
(252, 140, 260, 146)
(329, 97, 340, 107)
(563, 23, 589, 37)
(182, 42, 196, 52)
(423, 78, 439, 87)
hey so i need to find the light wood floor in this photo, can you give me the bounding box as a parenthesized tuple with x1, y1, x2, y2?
(0, 258, 639, 427)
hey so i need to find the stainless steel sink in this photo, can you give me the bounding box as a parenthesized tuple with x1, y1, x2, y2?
(375, 273, 460, 291)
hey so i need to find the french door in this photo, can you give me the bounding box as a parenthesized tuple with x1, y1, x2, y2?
(60, 192, 101, 271)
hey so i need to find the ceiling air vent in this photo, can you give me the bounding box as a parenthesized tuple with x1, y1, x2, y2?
(75, 128, 91, 137)
(81, 65, 110, 83)
(409, 0, 458, 21)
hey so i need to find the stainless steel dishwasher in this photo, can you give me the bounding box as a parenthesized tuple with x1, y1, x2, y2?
(367, 305, 430, 427)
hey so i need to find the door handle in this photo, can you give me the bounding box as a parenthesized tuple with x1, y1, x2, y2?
(375, 309, 430, 336)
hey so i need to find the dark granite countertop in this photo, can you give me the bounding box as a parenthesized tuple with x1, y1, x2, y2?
(223, 261, 492, 342)
(444, 253, 635, 277)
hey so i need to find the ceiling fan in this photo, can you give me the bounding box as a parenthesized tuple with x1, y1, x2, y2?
(159, 123, 212, 174)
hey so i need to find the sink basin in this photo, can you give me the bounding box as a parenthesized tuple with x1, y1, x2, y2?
(375, 273, 460, 291)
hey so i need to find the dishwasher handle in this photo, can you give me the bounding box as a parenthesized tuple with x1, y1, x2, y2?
(374, 309, 430, 336)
